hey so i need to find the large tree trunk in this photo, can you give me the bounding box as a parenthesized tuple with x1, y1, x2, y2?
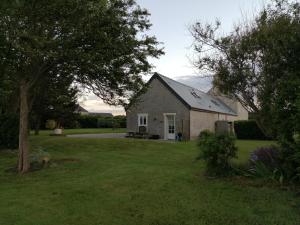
(18, 80, 30, 173)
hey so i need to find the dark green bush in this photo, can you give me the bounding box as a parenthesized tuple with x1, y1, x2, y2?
(0, 113, 19, 150)
(78, 115, 126, 128)
(243, 141, 300, 185)
(279, 140, 300, 184)
(247, 146, 284, 182)
(234, 120, 268, 140)
(113, 115, 126, 128)
(198, 130, 238, 176)
(250, 146, 280, 169)
(77, 115, 99, 128)
(97, 118, 113, 128)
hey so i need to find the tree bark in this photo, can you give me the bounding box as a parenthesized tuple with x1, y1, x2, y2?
(18, 80, 30, 173)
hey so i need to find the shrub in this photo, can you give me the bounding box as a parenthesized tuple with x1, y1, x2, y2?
(247, 146, 283, 182)
(234, 120, 268, 140)
(246, 143, 300, 185)
(77, 115, 99, 128)
(97, 117, 113, 128)
(113, 115, 126, 128)
(250, 146, 280, 169)
(279, 140, 300, 184)
(198, 130, 238, 176)
(0, 113, 19, 150)
(292, 149, 300, 183)
(78, 115, 126, 128)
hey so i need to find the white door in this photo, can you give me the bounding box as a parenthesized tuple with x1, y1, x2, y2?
(164, 114, 176, 140)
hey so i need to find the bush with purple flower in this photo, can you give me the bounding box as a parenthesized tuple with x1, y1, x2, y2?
(247, 146, 285, 182)
(250, 146, 280, 170)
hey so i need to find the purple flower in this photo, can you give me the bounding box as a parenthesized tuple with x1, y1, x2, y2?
(250, 146, 280, 169)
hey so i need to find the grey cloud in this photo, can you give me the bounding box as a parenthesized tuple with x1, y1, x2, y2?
(175, 75, 213, 92)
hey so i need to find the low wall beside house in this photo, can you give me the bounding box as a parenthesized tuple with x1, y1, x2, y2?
(190, 110, 218, 140)
(189, 110, 241, 140)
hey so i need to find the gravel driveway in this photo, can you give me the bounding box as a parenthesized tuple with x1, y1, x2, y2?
(67, 133, 126, 139)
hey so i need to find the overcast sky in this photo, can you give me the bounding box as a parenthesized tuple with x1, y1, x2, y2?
(80, 0, 267, 115)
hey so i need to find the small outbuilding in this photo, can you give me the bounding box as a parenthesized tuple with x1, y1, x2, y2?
(126, 73, 248, 140)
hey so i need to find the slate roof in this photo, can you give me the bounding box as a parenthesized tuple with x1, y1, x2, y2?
(155, 73, 237, 116)
(77, 105, 89, 113)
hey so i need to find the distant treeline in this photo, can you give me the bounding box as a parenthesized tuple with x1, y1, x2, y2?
(77, 115, 126, 129)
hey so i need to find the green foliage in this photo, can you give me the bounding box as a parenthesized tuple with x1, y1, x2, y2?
(97, 117, 113, 128)
(245, 146, 284, 184)
(77, 115, 100, 128)
(101, 116, 126, 129)
(192, 0, 300, 185)
(78, 115, 126, 128)
(30, 128, 126, 136)
(241, 143, 300, 185)
(191, 0, 300, 140)
(234, 120, 268, 140)
(0, 0, 164, 105)
(0, 75, 18, 114)
(0, 113, 19, 150)
(0, 0, 163, 171)
(197, 130, 238, 176)
(279, 140, 300, 184)
(247, 161, 285, 185)
(113, 115, 126, 128)
(31, 74, 79, 131)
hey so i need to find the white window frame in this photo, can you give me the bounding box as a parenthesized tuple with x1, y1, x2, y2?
(138, 113, 148, 127)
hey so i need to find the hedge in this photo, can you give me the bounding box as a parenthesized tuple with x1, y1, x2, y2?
(0, 113, 19, 150)
(77, 115, 126, 128)
(234, 120, 268, 140)
(77, 115, 99, 128)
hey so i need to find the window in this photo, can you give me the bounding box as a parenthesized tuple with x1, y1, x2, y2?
(138, 114, 148, 126)
(167, 115, 175, 134)
(211, 99, 220, 106)
(191, 89, 201, 99)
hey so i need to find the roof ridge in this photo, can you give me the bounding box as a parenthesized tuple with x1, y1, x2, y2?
(156, 73, 207, 95)
(154, 73, 237, 116)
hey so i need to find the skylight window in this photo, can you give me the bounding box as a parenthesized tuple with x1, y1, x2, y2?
(211, 99, 220, 106)
(191, 90, 201, 99)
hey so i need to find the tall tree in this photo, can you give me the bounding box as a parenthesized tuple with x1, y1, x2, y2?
(190, 0, 300, 140)
(0, 0, 163, 173)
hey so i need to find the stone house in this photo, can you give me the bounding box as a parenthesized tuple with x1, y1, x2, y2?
(126, 73, 248, 140)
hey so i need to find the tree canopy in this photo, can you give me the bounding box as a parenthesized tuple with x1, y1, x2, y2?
(1, 0, 163, 103)
(0, 0, 163, 172)
(30, 74, 79, 134)
(191, 0, 300, 140)
(191, 0, 300, 183)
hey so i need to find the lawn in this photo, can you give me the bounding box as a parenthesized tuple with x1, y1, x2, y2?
(0, 136, 299, 225)
(30, 128, 126, 136)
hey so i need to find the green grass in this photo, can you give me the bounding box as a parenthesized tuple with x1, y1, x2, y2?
(0, 137, 299, 225)
(30, 128, 126, 136)
(234, 140, 277, 164)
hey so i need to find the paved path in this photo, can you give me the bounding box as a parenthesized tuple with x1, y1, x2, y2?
(67, 133, 126, 139)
